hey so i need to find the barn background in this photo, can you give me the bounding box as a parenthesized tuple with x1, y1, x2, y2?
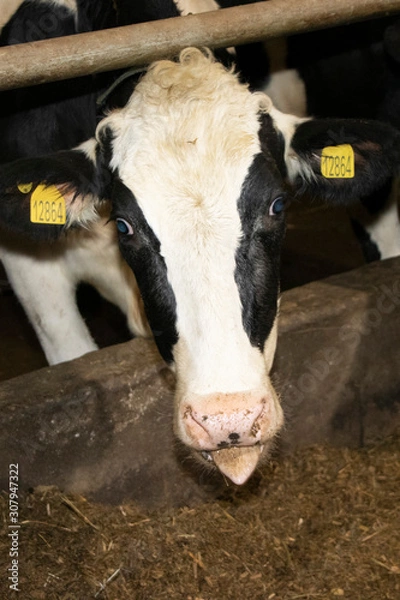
(0, 1, 400, 598)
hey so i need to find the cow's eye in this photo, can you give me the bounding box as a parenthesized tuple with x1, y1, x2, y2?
(269, 196, 285, 216)
(116, 218, 134, 235)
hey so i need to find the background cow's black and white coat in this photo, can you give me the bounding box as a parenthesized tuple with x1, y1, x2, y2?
(0, 0, 151, 364)
(1, 46, 399, 482)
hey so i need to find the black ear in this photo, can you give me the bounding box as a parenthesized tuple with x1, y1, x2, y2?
(287, 118, 400, 203)
(0, 143, 106, 241)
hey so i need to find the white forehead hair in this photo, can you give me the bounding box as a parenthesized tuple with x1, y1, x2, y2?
(104, 48, 272, 237)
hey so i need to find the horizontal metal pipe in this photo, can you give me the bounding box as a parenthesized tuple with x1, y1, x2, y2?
(0, 0, 399, 91)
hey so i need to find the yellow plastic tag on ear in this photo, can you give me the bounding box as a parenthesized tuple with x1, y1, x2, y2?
(30, 184, 66, 225)
(18, 182, 33, 194)
(321, 144, 355, 178)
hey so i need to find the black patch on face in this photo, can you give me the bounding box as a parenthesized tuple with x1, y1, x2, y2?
(110, 179, 178, 363)
(235, 140, 288, 351)
(235, 114, 288, 350)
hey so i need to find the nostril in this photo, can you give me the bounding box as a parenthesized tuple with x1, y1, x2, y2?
(228, 432, 240, 442)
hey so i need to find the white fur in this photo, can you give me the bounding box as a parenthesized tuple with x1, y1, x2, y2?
(103, 49, 273, 393)
(173, 0, 220, 16)
(264, 69, 307, 118)
(268, 105, 313, 183)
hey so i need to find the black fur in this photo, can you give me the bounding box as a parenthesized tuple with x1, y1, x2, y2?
(0, 0, 116, 163)
(287, 18, 394, 121)
(350, 218, 381, 263)
(235, 152, 287, 351)
(110, 179, 179, 363)
(115, 0, 180, 25)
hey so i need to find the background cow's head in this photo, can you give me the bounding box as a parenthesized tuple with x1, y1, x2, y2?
(1, 49, 399, 484)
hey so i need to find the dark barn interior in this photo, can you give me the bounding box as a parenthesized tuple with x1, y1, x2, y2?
(0, 1, 400, 598)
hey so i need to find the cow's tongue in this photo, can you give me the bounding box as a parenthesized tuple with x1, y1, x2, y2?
(211, 445, 263, 485)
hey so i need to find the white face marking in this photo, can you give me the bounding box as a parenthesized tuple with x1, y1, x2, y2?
(104, 50, 276, 395)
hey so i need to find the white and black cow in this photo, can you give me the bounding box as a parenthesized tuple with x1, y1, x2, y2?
(1, 49, 399, 483)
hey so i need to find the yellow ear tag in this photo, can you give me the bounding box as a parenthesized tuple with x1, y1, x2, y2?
(18, 183, 33, 194)
(321, 144, 355, 179)
(30, 184, 66, 225)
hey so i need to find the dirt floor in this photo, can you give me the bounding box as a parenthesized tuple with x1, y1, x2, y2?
(1, 431, 399, 600)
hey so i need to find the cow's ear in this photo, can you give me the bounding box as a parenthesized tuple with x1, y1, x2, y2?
(285, 118, 400, 203)
(0, 140, 105, 241)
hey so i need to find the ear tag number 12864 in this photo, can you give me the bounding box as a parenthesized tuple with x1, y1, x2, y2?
(320, 144, 355, 179)
(25, 184, 67, 225)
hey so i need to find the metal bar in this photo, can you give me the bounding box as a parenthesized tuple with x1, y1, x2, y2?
(0, 0, 399, 91)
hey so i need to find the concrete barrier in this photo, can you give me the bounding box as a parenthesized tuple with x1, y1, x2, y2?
(1, 258, 399, 507)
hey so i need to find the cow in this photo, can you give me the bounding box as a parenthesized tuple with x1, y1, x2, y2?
(1, 48, 399, 483)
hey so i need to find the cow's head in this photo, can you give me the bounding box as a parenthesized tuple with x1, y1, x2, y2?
(1, 49, 399, 484)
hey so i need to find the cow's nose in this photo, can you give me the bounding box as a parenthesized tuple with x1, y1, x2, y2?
(179, 390, 282, 452)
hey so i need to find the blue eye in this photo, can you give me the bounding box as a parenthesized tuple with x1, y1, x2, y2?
(116, 218, 134, 235)
(269, 196, 285, 216)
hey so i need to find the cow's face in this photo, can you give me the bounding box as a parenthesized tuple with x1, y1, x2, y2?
(99, 49, 286, 483)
